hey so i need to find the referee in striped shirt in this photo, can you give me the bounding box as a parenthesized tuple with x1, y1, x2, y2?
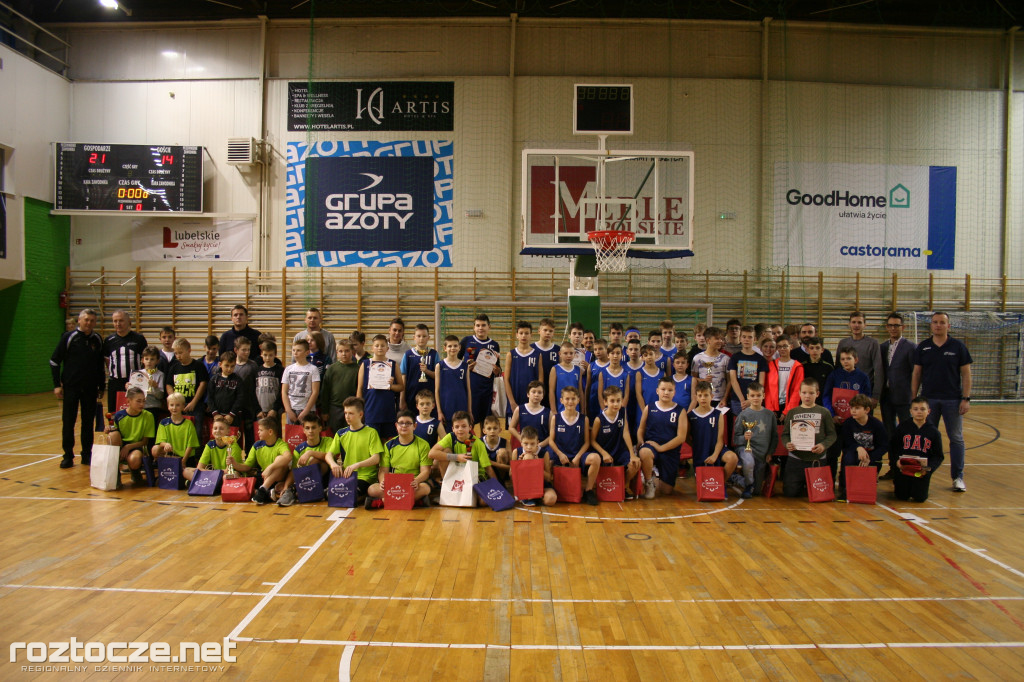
(103, 309, 148, 412)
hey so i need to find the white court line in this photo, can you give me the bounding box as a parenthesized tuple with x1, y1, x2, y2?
(0, 496, 119, 503)
(0, 453, 61, 456)
(226, 507, 352, 641)
(236, 638, 1024, 652)
(0, 456, 62, 475)
(7, 582, 1021, 606)
(517, 496, 745, 521)
(339, 644, 355, 682)
(879, 503, 1024, 579)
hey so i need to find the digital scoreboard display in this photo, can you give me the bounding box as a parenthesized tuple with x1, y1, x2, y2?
(55, 143, 203, 212)
(573, 84, 633, 135)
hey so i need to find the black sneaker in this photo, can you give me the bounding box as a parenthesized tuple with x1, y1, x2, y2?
(129, 468, 145, 486)
(584, 489, 599, 506)
(364, 494, 376, 510)
(60, 457, 74, 469)
(253, 486, 271, 505)
(878, 469, 896, 481)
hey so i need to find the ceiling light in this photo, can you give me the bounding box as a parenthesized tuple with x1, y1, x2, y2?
(99, 0, 118, 7)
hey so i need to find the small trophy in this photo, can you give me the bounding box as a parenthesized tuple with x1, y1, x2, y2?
(742, 420, 758, 453)
(224, 435, 237, 479)
(418, 351, 428, 383)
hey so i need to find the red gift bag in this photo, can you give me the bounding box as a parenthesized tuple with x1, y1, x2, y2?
(762, 463, 780, 498)
(805, 462, 835, 502)
(221, 476, 255, 502)
(696, 466, 726, 502)
(383, 473, 416, 510)
(510, 459, 544, 500)
(595, 466, 625, 502)
(845, 465, 878, 504)
(831, 388, 858, 422)
(284, 424, 305, 451)
(772, 425, 788, 460)
(115, 391, 129, 412)
(553, 466, 582, 503)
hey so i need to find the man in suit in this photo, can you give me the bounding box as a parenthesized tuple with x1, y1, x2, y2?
(879, 312, 916, 480)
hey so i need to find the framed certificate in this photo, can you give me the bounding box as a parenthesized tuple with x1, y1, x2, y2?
(367, 361, 393, 390)
(791, 420, 816, 451)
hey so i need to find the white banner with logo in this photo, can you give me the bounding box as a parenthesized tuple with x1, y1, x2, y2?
(773, 162, 956, 270)
(131, 218, 253, 261)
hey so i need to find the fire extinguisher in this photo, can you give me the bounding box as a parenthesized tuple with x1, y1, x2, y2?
(58, 290, 69, 309)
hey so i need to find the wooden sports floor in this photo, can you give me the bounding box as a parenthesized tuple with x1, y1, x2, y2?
(1, 394, 1022, 681)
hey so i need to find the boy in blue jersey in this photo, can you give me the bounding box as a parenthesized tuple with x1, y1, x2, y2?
(459, 313, 501, 426)
(647, 331, 669, 375)
(511, 426, 558, 507)
(687, 380, 740, 495)
(549, 342, 583, 413)
(275, 413, 334, 507)
(597, 343, 629, 412)
(635, 344, 664, 423)
(607, 322, 624, 347)
(510, 380, 552, 449)
(365, 410, 432, 508)
(824, 348, 872, 416)
(637, 377, 688, 499)
(400, 324, 438, 413)
(505, 320, 542, 418)
(481, 414, 510, 483)
(671, 354, 692, 409)
(660, 320, 678, 362)
(357, 334, 405, 442)
(435, 335, 471, 430)
(413, 390, 446, 448)
(151, 392, 201, 466)
(624, 338, 644, 439)
(550, 386, 599, 505)
(837, 394, 888, 500)
(586, 339, 610, 418)
(107, 387, 157, 486)
(591, 386, 639, 497)
(533, 318, 560, 406)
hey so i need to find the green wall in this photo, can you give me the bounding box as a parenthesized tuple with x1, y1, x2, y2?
(0, 198, 70, 394)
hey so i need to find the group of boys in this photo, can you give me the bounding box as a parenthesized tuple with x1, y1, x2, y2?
(54, 306, 966, 506)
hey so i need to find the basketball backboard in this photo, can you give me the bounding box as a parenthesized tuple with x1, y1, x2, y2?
(520, 149, 694, 262)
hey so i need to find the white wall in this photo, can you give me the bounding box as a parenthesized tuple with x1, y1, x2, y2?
(0, 44, 71, 288)
(55, 18, 1020, 280)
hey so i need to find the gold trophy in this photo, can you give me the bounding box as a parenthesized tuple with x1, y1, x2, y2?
(742, 420, 758, 453)
(224, 435, 237, 479)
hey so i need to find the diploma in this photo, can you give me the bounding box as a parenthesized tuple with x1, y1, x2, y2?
(473, 348, 498, 378)
(367, 361, 393, 390)
(791, 420, 816, 451)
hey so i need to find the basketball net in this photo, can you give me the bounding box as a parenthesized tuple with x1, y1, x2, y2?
(587, 230, 635, 272)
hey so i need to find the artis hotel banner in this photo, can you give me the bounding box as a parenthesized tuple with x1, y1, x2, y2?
(285, 140, 453, 268)
(288, 82, 453, 131)
(773, 162, 957, 270)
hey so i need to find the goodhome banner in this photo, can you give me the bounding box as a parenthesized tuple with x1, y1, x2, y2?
(773, 162, 956, 270)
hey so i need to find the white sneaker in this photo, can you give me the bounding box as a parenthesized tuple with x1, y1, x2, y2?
(643, 478, 657, 500)
(953, 478, 966, 492)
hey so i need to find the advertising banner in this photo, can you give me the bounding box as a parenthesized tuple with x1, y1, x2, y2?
(773, 162, 956, 270)
(131, 218, 252, 261)
(288, 81, 453, 132)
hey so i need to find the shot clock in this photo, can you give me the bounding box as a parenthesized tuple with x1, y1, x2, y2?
(573, 84, 633, 135)
(55, 143, 204, 212)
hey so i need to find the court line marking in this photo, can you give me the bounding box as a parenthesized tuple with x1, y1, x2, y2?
(0, 496, 120, 503)
(0, 456, 62, 475)
(339, 644, 355, 682)
(879, 503, 1024, 579)
(226, 507, 352, 641)
(5, 582, 1021, 606)
(233, 638, 1024, 652)
(0, 453, 61, 457)
(516, 496, 746, 521)
(965, 416, 1000, 451)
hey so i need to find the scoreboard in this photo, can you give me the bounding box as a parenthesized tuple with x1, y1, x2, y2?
(573, 84, 633, 135)
(55, 143, 203, 212)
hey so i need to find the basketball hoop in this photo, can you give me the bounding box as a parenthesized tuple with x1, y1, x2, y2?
(587, 230, 635, 272)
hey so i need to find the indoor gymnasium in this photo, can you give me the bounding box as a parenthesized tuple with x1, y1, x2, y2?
(1, 1, 1023, 680)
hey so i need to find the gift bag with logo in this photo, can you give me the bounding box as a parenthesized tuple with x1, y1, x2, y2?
(510, 459, 544, 501)
(293, 464, 325, 503)
(115, 391, 129, 412)
(805, 461, 835, 502)
(845, 465, 878, 504)
(595, 465, 625, 502)
(326, 474, 358, 508)
(157, 456, 183, 490)
(284, 424, 306, 451)
(221, 476, 256, 502)
(473, 478, 515, 511)
(553, 466, 582, 503)
(831, 388, 858, 422)
(188, 468, 223, 496)
(90, 443, 121, 491)
(383, 473, 416, 510)
(762, 463, 780, 498)
(491, 376, 507, 421)
(696, 466, 726, 502)
(141, 454, 158, 487)
(440, 461, 479, 507)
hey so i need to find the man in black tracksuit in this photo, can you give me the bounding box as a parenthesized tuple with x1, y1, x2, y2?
(50, 308, 106, 468)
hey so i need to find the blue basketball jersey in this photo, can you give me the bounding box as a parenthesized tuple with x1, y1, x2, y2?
(437, 358, 469, 419)
(587, 359, 609, 417)
(552, 410, 587, 460)
(533, 341, 560, 388)
(483, 436, 507, 463)
(414, 415, 442, 447)
(644, 401, 682, 445)
(460, 335, 500, 396)
(362, 359, 398, 424)
(402, 348, 438, 408)
(594, 407, 630, 465)
(553, 364, 581, 411)
(624, 362, 644, 430)
(516, 403, 551, 442)
(673, 374, 692, 406)
(601, 366, 629, 399)
(687, 408, 721, 464)
(639, 366, 663, 409)
(507, 347, 541, 408)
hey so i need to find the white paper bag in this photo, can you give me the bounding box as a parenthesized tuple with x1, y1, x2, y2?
(490, 376, 507, 419)
(439, 461, 479, 507)
(90, 444, 121, 491)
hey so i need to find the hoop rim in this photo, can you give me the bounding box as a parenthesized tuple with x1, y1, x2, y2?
(586, 229, 636, 246)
